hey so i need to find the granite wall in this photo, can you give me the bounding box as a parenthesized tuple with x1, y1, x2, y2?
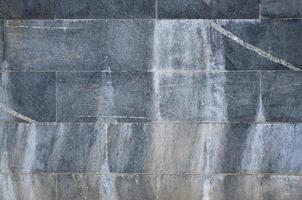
(0, 0, 301, 199)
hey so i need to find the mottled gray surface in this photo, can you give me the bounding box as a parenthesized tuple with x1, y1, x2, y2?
(206, 123, 302, 173)
(158, 0, 259, 19)
(157, 175, 203, 200)
(0, 1, 301, 198)
(206, 175, 260, 200)
(107, 123, 204, 173)
(57, 72, 153, 122)
(261, 0, 302, 18)
(0, 123, 106, 173)
(4, 20, 154, 72)
(0, 72, 56, 122)
(158, 72, 259, 122)
(261, 175, 302, 200)
(262, 72, 302, 122)
(56, 0, 155, 19)
(0, 174, 56, 200)
(0, 0, 54, 19)
(57, 174, 101, 200)
(101, 175, 158, 200)
(218, 20, 302, 70)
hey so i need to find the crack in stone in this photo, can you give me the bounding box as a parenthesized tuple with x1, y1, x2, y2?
(210, 21, 302, 71)
(0, 102, 36, 123)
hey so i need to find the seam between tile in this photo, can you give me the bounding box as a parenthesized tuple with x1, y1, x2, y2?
(210, 20, 301, 71)
(155, 0, 158, 19)
(55, 71, 57, 122)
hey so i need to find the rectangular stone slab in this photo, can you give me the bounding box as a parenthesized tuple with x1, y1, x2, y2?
(0, 0, 54, 19)
(206, 123, 302, 173)
(57, 72, 153, 122)
(0, 72, 56, 122)
(0, 123, 106, 173)
(107, 123, 204, 173)
(158, 0, 259, 19)
(55, 0, 156, 19)
(0, 174, 56, 200)
(261, 175, 302, 200)
(261, 0, 302, 18)
(261, 71, 302, 122)
(205, 175, 260, 200)
(157, 71, 259, 122)
(4, 20, 154, 72)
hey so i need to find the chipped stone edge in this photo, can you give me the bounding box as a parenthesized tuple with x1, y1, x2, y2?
(210, 20, 302, 71)
(0, 102, 36, 123)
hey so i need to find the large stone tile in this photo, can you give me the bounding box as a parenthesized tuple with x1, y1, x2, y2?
(261, 175, 302, 200)
(101, 175, 157, 200)
(215, 20, 302, 70)
(261, 0, 302, 18)
(157, 72, 259, 122)
(153, 20, 219, 71)
(0, 123, 106, 173)
(261, 71, 302, 122)
(57, 174, 101, 200)
(0, 174, 56, 200)
(0, 72, 56, 122)
(57, 72, 153, 122)
(206, 123, 302, 173)
(56, 0, 155, 19)
(157, 175, 203, 200)
(107, 123, 204, 173)
(4, 20, 154, 72)
(205, 175, 261, 200)
(158, 0, 259, 19)
(0, 0, 54, 19)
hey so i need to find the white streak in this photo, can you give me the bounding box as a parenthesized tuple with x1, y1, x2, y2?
(0, 102, 36, 123)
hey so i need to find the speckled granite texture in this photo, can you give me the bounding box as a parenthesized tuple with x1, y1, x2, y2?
(0, 0, 301, 199)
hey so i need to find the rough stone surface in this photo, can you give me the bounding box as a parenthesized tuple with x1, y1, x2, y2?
(56, 0, 156, 19)
(261, 0, 302, 18)
(0, 174, 56, 200)
(158, 0, 259, 19)
(57, 72, 153, 122)
(0, 72, 56, 122)
(0, 0, 54, 19)
(0, 1, 302, 198)
(4, 20, 154, 72)
(0, 123, 106, 173)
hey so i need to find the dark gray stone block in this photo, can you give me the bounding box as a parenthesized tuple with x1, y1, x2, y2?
(158, 0, 259, 19)
(217, 20, 302, 70)
(57, 174, 101, 200)
(0, 0, 54, 19)
(261, 175, 302, 200)
(261, 71, 302, 122)
(4, 20, 154, 72)
(261, 0, 302, 18)
(157, 175, 203, 200)
(0, 174, 56, 200)
(205, 175, 260, 200)
(107, 123, 204, 173)
(206, 123, 302, 173)
(101, 175, 157, 200)
(57, 72, 153, 122)
(0, 72, 56, 122)
(56, 0, 155, 19)
(0, 123, 106, 173)
(158, 72, 259, 122)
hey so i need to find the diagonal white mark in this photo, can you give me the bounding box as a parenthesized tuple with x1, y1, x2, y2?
(0, 102, 36, 123)
(210, 21, 302, 71)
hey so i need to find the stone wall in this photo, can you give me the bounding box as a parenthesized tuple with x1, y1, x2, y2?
(0, 0, 301, 199)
